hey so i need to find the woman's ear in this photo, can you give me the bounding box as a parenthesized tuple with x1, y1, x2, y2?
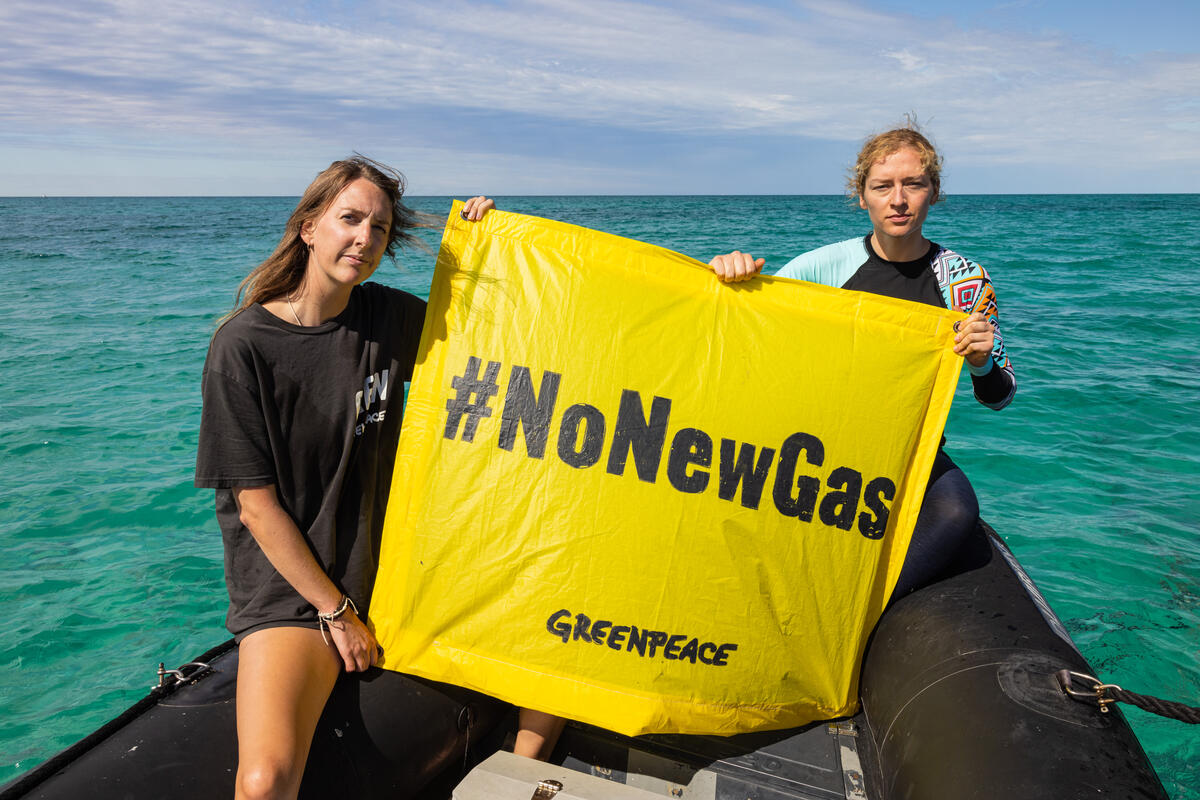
(300, 219, 314, 245)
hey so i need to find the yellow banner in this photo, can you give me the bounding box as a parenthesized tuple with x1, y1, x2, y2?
(372, 203, 962, 736)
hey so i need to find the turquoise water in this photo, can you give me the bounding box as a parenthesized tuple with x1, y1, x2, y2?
(1, 195, 1197, 796)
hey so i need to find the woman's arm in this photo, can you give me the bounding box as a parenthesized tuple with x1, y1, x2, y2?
(233, 484, 378, 672)
(957, 311, 1016, 409)
(952, 266, 1017, 410)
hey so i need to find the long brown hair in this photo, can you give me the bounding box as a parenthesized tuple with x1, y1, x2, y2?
(230, 155, 433, 315)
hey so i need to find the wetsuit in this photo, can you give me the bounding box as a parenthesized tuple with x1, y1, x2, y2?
(777, 235, 1016, 596)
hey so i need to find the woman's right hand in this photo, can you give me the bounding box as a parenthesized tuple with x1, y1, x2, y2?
(708, 251, 765, 283)
(325, 607, 378, 672)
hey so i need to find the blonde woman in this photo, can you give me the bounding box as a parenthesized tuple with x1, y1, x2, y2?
(710, 126, 1016, 597)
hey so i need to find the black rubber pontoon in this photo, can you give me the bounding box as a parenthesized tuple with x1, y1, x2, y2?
(1, 522, 1167, 799)
(0, 641, 507, 799)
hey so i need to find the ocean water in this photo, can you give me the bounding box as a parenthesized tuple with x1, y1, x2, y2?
(0, 194, 1197, 796)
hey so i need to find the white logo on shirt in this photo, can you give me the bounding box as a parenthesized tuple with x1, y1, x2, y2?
(354, 369, 389, 437)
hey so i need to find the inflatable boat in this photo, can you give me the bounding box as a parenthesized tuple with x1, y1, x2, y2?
(0, 522, 1167, 799)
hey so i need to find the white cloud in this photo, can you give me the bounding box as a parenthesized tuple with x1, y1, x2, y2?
(0, 0, 1197, 192)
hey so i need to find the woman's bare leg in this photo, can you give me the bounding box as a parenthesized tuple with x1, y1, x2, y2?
(234, 627, 341, 800)
(514, 708, 566, 761)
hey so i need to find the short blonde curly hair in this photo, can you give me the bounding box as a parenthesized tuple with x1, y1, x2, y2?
(847, 125, 944, 204)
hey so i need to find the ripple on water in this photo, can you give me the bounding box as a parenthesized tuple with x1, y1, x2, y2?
(0, 195, 1196, 794)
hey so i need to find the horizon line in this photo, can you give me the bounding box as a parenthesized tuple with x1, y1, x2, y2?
(4, 192, 1198, 199)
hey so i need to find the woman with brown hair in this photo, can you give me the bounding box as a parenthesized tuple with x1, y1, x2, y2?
(709, 124, 1016, 597)
(195, 156, 493, 799)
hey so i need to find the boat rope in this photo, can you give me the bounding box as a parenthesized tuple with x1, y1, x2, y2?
(1055, 670, 1200, 724)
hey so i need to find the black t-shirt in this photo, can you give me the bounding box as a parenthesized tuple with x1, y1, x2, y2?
(194, 282, 425, 636)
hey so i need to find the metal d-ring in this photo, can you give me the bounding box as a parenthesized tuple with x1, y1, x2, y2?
(1056, 669, 1122, 713)
(156, 660, 212, 688)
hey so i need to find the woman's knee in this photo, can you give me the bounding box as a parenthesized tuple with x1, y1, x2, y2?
(946, 478, 979, 531)
(925, 466, 979, 530)
(236, 757, 302, 800)
(234, 627, 340, 800)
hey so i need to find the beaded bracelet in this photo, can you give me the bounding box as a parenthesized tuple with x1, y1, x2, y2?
(317, 595, 358, 645)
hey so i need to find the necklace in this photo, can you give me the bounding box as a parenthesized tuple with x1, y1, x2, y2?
(286, 292, 304, 326)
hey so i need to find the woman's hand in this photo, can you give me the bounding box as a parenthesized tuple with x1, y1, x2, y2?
(324, 607, 378, 672)
(233, 484, 380, 673)
(708, 251, 764, 283)
(954, 312, 994, 368)
(461, 196, 495, 221)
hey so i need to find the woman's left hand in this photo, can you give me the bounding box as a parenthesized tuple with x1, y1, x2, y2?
(326, 608, 379, 672)
(461, 196, 495, 221)
(954, 312, 994, 368)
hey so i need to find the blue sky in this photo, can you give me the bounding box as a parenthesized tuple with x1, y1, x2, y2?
(1, 0, 1197, 195)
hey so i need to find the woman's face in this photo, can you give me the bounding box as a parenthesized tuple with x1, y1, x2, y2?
(858, 147, 933, 245)
(300, 177, 393, 290)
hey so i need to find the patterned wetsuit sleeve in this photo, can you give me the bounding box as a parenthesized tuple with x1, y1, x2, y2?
(935, 251, 1016, 411)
